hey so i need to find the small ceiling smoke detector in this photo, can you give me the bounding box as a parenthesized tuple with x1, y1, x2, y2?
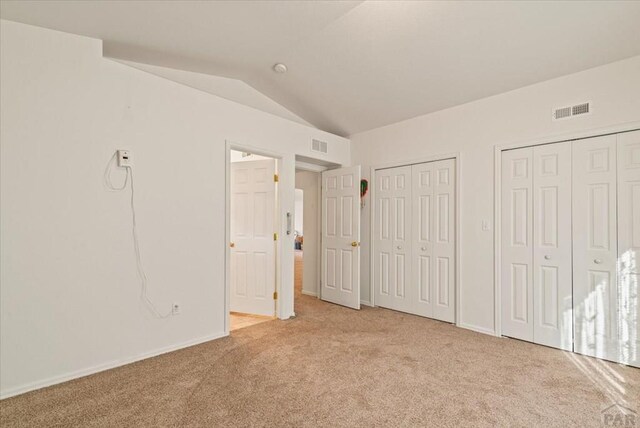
(273, 63, 288, 74)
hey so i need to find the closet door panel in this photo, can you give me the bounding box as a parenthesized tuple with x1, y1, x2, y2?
(573, 135, 618, 362)
(374, 166, 413, 313)
(617, 130, 640, 368)
(532, 142, 572, 351)
(501, 148, 534, 342)
(411, 162, 435, 317)
(432, 159, 456, 323)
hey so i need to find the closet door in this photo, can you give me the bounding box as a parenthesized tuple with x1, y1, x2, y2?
(501, 148, 534, 342)
(411, 162, 435, 318)
(617, 130, 640, 368)
(431, 159, 456, 322)
(374, 166, 412, 314)
(532, 142, 572, 351)
(573, 135, 618, 362)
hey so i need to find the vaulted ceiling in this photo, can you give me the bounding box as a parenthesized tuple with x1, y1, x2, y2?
(2, 1, 640, 136)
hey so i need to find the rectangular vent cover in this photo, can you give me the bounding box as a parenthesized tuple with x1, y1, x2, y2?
(553, 102, 591, 121)
(311, 139, 328, 154)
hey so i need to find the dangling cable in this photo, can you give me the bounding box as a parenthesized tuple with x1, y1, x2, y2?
(105, 152, 171, 318)
(127, 166, 172, 319)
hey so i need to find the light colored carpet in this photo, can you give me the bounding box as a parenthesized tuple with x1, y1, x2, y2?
(1, 275, 638, 426)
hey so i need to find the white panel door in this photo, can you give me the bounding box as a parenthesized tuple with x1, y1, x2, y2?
(374, 166, 412, 314)
(617, 130, 640, 367)
(532, 142, 572, 351)
(230, 160, 276, 316)
(411, 162, 434, 318)
(573, 135, 618, 362)
(321, 166, 361, 309)
(431, 159, 456, 322)
(501, 148, 534, 342)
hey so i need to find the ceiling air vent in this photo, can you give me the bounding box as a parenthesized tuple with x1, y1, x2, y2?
(553, 102, 591, 121)
(311, 139, 328, 154)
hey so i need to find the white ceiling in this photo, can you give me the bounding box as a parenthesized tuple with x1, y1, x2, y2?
(2, 1, 640, 137)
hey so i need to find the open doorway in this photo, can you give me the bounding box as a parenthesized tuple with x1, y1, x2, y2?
(294, 170, 321, 311)
(228, 149, 277, 332)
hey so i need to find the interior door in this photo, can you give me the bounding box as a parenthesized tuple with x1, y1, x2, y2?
(532, 142, 572, 351)
(431, 159, 456, 322)
(501, 147, 534, 342)
(617, 130, 640, 367)
(230, 160, 276, 316)
(573, 135, 618, 362)
(321, 166, 361, 309)
(374, 166, 412, 314)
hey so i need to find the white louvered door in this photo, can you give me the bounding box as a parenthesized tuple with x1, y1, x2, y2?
(374, 159, 456, 322)
(501, 148, 534, 342)
(616, 130, 640, 368)
(374, 166, 413, 314)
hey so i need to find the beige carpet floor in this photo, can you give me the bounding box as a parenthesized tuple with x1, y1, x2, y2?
(1, 263, 638, 427)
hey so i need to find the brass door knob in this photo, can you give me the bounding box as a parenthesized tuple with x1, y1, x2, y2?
(351, 241, 359, 247)
(230, 242, 235, 248)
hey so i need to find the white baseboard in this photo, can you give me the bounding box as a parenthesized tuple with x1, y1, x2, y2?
(0, 331, 228, 400)
(301, 289, 318, 297)
(360, 300, 373, 307)
(457, 322, 496, 337)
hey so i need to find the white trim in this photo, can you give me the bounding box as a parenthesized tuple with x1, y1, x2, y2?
(226, 141, 289, 332)
(360, 300, 373, 307)
(369, 152, 461, 326)
(301, 290, 318, 297)
(458, 323, 496, 337)
(0, 332, 227, 400)
(295, 160, 328, 173)
(493, 121, 640, 339)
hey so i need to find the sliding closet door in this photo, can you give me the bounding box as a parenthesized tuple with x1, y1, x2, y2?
(573, 135, 618, 362)
(617, 130, 640, 368)
(501, 148, 534, 342)
(532, 142, 572, 351)
(431, 159, 456, 322)
(374, 166, 413, 314)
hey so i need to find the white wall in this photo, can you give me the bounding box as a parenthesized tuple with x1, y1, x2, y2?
(294, 189, 304, 234)
(295, 171, 320, 296)
(0, 20, 349, 398)
(351, 55, 640, 335)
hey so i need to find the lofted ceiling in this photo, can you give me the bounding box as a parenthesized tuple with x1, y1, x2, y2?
(2, 1, 640, 137)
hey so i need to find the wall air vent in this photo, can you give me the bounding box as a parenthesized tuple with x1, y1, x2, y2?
(311, 139, 328, 154)
(553, 102, 591, 121)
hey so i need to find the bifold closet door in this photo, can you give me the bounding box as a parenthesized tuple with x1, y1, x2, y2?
(501, 142, 572, 349)
(374, 166, 413, 314)
(617, 130, 640, 367)
(412, 159, 456, 322)
(532, 143, 572, 351)
(573, 135, 618, 362)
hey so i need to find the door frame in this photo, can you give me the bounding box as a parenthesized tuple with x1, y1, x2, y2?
(493, 121, 640, 338)
(369, 152, 462, 326)
(225, 141, 285, 334)
(295, 163, 325, 299)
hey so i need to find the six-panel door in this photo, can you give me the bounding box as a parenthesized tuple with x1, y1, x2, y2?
(321, 166, 361, 310)
(230, 160, 276, 317)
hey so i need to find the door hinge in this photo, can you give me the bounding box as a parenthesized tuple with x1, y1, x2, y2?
(274, 232, 278, 241)
(273, 291, 278, 300)
(274, 174, 279, 182)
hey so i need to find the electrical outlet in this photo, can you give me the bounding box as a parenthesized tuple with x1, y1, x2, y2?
(117, 149, 132, 167)
(172, 302, 181, 315)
